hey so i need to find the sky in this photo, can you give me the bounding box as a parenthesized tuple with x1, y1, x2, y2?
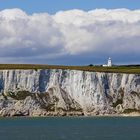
(0, 0, 140, 65)
(0, 0, 140, 14)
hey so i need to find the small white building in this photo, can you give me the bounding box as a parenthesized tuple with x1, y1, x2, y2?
(103, 57, 112, 67)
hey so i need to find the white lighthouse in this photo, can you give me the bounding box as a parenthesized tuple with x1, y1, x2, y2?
(107, 57, 112, 67)
(103, 57, 112, 67)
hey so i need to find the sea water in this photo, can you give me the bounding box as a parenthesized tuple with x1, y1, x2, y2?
(0, 117, 140, 140)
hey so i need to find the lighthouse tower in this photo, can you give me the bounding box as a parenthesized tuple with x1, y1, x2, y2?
(107, 57, 112, 67)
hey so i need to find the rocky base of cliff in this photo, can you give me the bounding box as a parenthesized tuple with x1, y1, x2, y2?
(0, 91, 140, 117)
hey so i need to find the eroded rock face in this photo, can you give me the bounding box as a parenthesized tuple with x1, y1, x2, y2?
(0, 69, 139, 116)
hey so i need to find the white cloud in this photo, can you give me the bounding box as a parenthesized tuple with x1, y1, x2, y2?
(0, 8, 140, 64)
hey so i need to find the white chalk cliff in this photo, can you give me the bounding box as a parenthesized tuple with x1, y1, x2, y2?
(0, 69, 139, 116)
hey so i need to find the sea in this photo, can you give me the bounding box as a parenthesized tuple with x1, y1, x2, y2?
(0, 117, 140, 140)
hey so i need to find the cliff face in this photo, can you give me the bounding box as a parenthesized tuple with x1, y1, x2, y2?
(0, 69, 139, 116)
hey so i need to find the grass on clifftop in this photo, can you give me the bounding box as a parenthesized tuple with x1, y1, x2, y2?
(0, 64, 139, 74)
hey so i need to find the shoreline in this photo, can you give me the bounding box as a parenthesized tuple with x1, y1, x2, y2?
(0, 113, 140, 118)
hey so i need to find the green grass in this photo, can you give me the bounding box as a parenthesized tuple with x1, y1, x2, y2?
(0, 64, 139, 74)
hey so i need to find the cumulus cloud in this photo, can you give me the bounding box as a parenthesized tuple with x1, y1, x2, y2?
(0, 8, 140, 64)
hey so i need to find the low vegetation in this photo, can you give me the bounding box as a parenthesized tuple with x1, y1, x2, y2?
(123, 109, 140, 114)
(0, 64, 139, 74)
(112, 99, 123, 108)
(7, 90, 32, 100)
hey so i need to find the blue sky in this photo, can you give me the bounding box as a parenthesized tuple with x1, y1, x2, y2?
(0, 0, 140, 65)
(0, 0, 140, 14)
